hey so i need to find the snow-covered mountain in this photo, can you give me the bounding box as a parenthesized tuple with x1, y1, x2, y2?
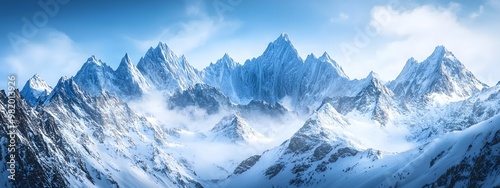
(210, 113, 265, 143)
(224, 103, 500, 188)
(328, 71, 399, 125)
(20, 74, 53, 106)
(16, 77, 203, 187)
(137, 42, 201, 94)
(388, 46, 487, 103)
(3, 33, 500, 187)
(202, 53, 240, 102)
(73, 54, 149, 100)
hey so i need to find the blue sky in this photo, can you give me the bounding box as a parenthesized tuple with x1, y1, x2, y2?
(1, 0, 499, 89)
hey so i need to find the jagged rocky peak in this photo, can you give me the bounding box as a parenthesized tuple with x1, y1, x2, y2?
(205, 53, 237, 75)
(260, 33, 301, 61)
(144, 42, 178, 63)
(362, 71, 388, 89)
(428, 45, 456, 62)
(315, 102, 349, 126)
(218, 53, 237, 68)
(113, 53, 149, 98)
(22, 74, 52, 93)
(20, 74, 53, 106)
(85, 55, 103, 66)
(318, 52, 334, 63)
(366, 71, 379, 79)
(78, 55, 113, 73)
(303, 51, 349, 79)
(388, 45, 486, 101)
(73, 55, 116, 96)
(45, 76, 81, 104)
(285, 102, 349, 154)
(137, 41, 201, 93)
(211, 113, 263, 143)
(116, 53, 145, 78)
(320, 52, 348, 78)
(117, 53, 133, 70)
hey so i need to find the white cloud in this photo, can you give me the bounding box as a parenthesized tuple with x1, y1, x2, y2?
(469, 5, 484, 19)
(3, 29, 87, 88)
(340, 3, 500, 86)
(330, 12, 349, 23)
(126, 1, 240, 69)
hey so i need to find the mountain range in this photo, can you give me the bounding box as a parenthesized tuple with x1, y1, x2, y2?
(1, 33, 498, 187)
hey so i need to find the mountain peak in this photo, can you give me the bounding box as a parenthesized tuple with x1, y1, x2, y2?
(319, 52, 331, 61)
(431, 45, 448, 56)
(305, 51, 348, 79)
(367, 71, 380, 80)
(20, 74, 53, 106)
(261, 33, 298, 59)
(86, 55, 102, 66)
(278, 33, 290, 42)
(219, 53, 236, 65)
(222, 53, 231, 61)
(211, 113, 263, 143)
(306, 53, 317, 59)
(426, 45, 457, 65)
(389, 46, 485, 101)
(157, 42, 171, 52)
(143, 42, 178, 63)
(273, 33, 291, 44)
(118, 53, 133, 68)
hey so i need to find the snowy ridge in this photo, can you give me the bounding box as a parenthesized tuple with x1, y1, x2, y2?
(3, 33, 500, 187)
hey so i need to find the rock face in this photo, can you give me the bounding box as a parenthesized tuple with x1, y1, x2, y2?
(1, 79, 203, 187)
(168, 84, 232, 114)
(0, 90, 66, 187)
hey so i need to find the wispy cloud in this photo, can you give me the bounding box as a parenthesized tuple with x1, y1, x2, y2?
(2, 29, 87, 88)
(469, 5, 484, 19)
(125, 1, 240, 64)
(329, 12, 349, 23)
(127, 18, 239, 55)
(339, 3, 500, 85)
